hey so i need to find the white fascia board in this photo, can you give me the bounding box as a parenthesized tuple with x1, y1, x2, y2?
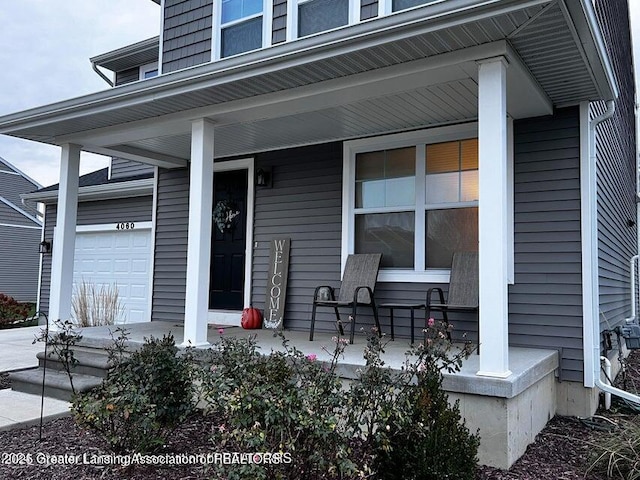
(0, 196, 42, 226)
(0, 0, 553, 136)
(20, 178, 154, 204)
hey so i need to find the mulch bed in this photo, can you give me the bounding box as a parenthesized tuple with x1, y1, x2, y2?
(0, 351, 638, 479)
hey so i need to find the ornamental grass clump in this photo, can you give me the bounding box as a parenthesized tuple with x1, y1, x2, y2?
(588, 416, 640, 480)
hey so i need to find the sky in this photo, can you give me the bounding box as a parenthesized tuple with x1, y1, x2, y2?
(0, 0, 639, 188)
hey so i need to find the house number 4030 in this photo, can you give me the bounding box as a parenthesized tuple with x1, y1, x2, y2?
(116, 222, 135, 230)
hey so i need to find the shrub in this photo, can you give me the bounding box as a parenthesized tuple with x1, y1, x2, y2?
(0, 293, 30, 327)
(72, 333, 195, 453)
(345, 322, 479, 480)
(197, 333, 360, 480)
(197, 322, 478, 480)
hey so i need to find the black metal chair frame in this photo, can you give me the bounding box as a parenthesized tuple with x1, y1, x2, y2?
(309, 253, 382, 344)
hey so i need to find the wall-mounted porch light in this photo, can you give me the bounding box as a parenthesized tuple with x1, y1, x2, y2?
(38, 240, 52, 255)
(255, 167, 272, 188)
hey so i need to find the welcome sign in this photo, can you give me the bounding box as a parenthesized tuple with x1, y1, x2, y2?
(263, 238, 290, 329)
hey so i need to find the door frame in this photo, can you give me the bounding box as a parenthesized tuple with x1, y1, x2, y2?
(208, 157, 255, 325)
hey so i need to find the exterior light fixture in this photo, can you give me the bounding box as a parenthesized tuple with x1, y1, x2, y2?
(38, 240, 52, 255)
(255, 167, 272, 188)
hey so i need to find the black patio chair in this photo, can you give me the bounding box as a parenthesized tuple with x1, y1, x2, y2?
(309, 253, 382, 344)
(426, 252, 479, 342)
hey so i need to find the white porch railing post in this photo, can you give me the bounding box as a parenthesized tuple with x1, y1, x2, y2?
(49, 143, 81, 328)
(182, 118, 215, 347)
(477, 57, 512, 378)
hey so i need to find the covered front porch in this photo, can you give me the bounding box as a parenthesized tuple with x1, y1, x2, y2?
(0, 0, 617, 459)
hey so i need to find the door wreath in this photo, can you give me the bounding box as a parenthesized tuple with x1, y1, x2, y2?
(213, 200, 241, 233)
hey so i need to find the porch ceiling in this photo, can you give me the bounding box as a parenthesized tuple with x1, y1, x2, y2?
(0, 0, 615, 164)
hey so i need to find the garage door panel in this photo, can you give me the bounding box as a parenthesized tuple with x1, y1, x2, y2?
(73, 229, 151, 324)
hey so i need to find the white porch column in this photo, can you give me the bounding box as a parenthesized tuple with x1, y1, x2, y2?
(182, 118, 215, 347)
(49, 144, 81, 327)
(477, 57, 512, 378)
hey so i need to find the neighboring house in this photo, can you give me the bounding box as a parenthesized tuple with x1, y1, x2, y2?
(3, 0, 638, 469)
(0, 156, 42, 302)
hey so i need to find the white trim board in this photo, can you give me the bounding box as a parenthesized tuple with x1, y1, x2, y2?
(0, 222, 42, 230)
(75, 222, 152, 233)
(0, 196, 42, 226)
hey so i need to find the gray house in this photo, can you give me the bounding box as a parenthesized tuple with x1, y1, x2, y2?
(0, 156, 42, 302)
(4, 0, 638, 469)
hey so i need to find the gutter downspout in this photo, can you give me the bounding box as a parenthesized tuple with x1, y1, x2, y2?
(590, 100, 640, 405)
(91, 62, 114, 87)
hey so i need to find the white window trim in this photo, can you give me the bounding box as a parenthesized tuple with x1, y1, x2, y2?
(286, 0, 358, 42)
(212, 0, 273, 61)
(139, 62, 159, 81)
(342, 123, 479, 283)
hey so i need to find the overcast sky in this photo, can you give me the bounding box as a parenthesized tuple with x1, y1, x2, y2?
(0, 0, 639, 187)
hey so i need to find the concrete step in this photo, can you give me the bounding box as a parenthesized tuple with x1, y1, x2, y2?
(9, 368, 103, 402)
(37, 349, 113, 378)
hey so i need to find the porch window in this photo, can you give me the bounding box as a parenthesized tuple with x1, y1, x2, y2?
(344, 126, 479, 282)
(218, 0, 269, 58)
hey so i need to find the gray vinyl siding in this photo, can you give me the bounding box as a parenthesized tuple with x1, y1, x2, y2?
(272, 0, 287, 44)
(592, 0, 637, 332)
(151, 168, 189, 322)
(361, 0, 378, 21)
(0, 225, 41, 302)
(0, 202, 36, 227)
(115, 67, 140, 86)
(110, 158, 154, 180)
(510, 107, 584, 383)
(162, 0, 213, 74)
(39, 197, 153, 317)
(0, 171, 40, 219)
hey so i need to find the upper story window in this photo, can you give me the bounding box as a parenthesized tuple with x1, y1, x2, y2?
(343, 125, 479, 282)
(139, 62, 159, 80)
(215, 0, 271, 58)
(378, 0, 441, 16)
(287, 0, 355, 40)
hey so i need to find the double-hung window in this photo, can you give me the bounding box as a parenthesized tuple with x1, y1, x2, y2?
(343, 125, 479, 282)
(217, 0, 269, 58)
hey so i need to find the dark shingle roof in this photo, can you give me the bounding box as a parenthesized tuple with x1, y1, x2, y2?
(35, 168, 153, 194)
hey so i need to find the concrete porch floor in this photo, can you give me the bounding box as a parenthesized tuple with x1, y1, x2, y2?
(76, 321, 558, 401)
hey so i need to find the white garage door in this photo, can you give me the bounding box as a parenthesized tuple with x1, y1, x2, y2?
(73, 224, 152, 324)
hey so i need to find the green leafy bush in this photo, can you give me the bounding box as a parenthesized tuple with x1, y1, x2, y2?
(197, 333, 359, 479)
(72, 333, 195, 453)
(197, 322, 478, 480)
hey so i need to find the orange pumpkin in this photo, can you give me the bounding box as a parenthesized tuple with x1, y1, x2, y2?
(241, 306, 263, 329)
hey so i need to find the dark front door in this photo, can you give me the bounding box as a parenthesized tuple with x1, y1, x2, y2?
(209, 169, 248, 310)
